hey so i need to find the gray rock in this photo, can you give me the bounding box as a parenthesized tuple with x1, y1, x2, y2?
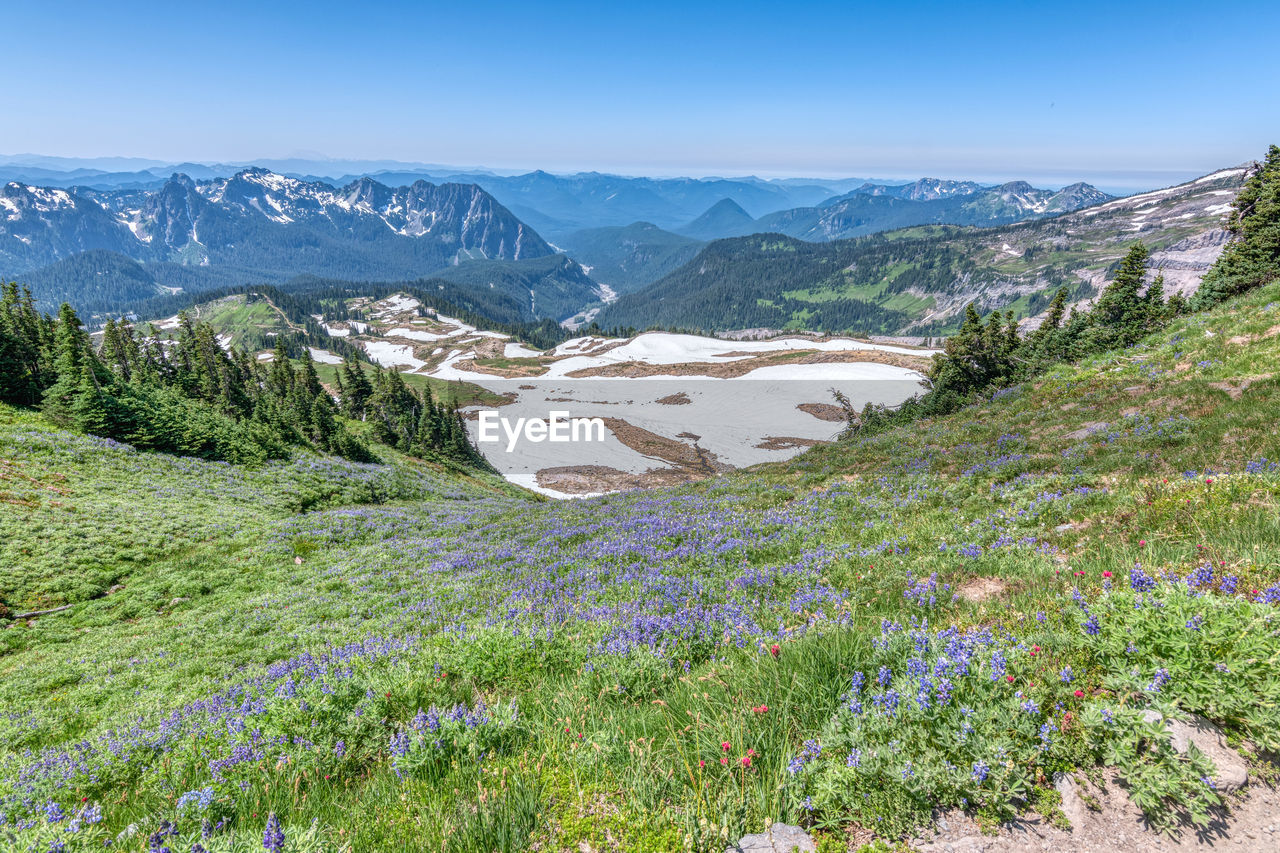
(1054, 772, 1089, 830)
(1063, 422, 1109, 440)
(728, 823, 817, 853)
(1141, 710, 1249, 791)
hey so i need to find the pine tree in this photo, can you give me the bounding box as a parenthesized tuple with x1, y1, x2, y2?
(43, 304, 94, 425)
(1144, 272, 1166, 323)
(1085, 242, 1151, 351)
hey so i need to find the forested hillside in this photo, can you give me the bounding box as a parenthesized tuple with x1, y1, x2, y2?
(557, 222, 705, 293)
(599, 166, 1246, 335)
(0, 284, 487, 469)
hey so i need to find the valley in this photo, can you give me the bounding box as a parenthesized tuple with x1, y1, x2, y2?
(151, 290, 935, 496)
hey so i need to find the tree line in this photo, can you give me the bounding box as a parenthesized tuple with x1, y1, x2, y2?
(0, 287, 487, 469)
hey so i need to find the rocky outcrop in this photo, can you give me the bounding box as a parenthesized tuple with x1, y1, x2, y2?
(727, 823, 817, 853)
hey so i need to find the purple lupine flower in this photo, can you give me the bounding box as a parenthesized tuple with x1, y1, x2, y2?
(262, 813, 284, 853)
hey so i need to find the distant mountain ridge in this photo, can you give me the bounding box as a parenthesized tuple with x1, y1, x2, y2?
(557, 222, 704, 294)
(677, 198, 757, 241)
(597, 167, 1245, 336)
(0, 169, 593, 317)
(676, 179, 1114, 243)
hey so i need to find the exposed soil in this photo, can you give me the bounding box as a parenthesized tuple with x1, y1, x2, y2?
(599, 417, 732, 477)
(797, 402, 847, 422)
(655, 392, 692, 405)
(1208, 374, 1274, 400)
(534, 465, 692, 494)
(914, 773, 1280, 853)
(956, 577, 1009, 603)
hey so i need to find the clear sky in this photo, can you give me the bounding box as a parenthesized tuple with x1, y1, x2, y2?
(4, 0, 1277, 189)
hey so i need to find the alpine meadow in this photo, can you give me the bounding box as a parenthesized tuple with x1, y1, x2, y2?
(3, 3, 1280, 852)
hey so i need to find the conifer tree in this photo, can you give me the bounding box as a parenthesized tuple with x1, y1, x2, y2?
(1193, 145, 1280, 308)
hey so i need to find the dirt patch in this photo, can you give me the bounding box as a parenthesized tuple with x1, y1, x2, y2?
(1063, 422, 1110, 441)
(915, 772, 1280, 853)
(957, 577, 1008, 603)
(534, 465, 692, 494)
(601, 418, 732, 477)
(655, 392, 692, 405)
(562, 349, 933, 379)
(797, 402, 847, 422)
(754, 436, 825, 451)
(1209, 374, 1274, 400)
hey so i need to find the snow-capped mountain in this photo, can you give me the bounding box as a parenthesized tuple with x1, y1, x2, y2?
(1, 169, 554, 278)
(857, 178, 985, 201)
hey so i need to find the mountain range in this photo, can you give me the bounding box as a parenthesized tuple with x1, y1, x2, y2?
(1, 156, 1222, 333)
(668, 179, 1114, 243)
(596, 167, 1246, 336)
(0, 169, 604, 317)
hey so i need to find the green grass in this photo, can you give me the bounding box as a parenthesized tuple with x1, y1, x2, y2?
(2, 284, 1279, 851)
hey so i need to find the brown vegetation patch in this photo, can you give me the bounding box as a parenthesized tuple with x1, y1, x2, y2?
(755, 436, 825, 451)
(451, 358, 549, 378)
(655, 392, 692, 405)
(957, 577, 1009, 603)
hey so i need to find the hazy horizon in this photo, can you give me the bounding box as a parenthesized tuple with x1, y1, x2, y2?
(0, 150, 1244, 196)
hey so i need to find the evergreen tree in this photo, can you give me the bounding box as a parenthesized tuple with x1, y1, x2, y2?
(1084, 242, 1151, 351)
(1193, 145, 1280, 308)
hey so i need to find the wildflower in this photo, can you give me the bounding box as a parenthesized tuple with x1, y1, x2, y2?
(699, 760, 705, 768)
(846, 747, 862, 768)
(972, 760, 990, 783)
(719, 757, 728, 766)
(1073, 690, 1084, 698)
(741, 755, 752, 767)
(1146, 668, 1172, 692)
(1006, 675, 1015, 683)
(262, 813, 284, 853)
(769, 644, 780, 658)
(721, 741, 731, 751)
(1103, 570, 1113, 578)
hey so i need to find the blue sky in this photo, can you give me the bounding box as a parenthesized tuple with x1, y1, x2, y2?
(5, 0, 1277, 189)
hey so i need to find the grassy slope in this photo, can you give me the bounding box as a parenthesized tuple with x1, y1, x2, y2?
(1, 285, 1279, 851)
